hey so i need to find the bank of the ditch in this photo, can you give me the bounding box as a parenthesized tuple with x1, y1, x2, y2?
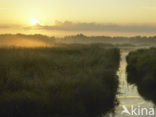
(0, 44, 120, 117)
(126, 48, 156, 105)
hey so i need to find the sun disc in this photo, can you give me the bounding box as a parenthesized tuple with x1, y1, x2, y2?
(31, 18, 38, 25)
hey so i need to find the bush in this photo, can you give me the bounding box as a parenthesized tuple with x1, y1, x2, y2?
(126, 48, 156, 104)
(0, 44, 120, 117)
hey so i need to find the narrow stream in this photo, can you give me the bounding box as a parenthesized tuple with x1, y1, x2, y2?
(113, 49, 155, 117)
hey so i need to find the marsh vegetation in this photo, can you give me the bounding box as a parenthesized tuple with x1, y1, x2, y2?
(0, 44, 120, 117)
(126, 48, 156, 105)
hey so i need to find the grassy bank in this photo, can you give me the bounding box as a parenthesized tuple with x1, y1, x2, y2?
(126, 48, 156, 104)
(0, 44, 120, 117)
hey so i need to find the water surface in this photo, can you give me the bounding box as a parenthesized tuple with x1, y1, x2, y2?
(113, 48, 155, 117)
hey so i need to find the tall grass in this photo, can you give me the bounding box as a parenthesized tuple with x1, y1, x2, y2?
(126, 48, 156, 104)
(0, 44, 120, 117)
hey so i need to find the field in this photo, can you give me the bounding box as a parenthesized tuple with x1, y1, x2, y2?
(126, 48, 156, 104)
(0, 44, 120, 117)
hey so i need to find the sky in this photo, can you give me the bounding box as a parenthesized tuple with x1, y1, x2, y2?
(1, 0, 156, 36)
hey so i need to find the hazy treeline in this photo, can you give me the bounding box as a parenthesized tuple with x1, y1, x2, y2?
(1, 34, 156, 46)
(0, 34, 55, 48)
(63, 34, 156, 46)
(126, 48, 156, 104)
(0, 44, 120, 117)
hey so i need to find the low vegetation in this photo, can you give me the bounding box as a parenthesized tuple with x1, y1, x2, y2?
(126, 48, 156, 104)
(0, 44, 120, 117)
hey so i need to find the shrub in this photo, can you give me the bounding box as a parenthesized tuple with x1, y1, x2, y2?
(126, 48, 156, 104)
(0, 44, 120, 117)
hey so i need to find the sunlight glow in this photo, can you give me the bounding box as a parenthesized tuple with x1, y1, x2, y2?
(31, 18, 39, 25)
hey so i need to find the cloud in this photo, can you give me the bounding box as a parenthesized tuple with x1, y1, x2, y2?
(1, 21, 156, 34)
(0, 25, 12, 29)
(0, 25, 21, 29)
(35, 21, 156, 33)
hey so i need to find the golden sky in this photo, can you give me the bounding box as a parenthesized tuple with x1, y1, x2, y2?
(1, 0, 156, 36)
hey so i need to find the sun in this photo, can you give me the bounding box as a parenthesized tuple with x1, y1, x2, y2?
(31, 18, 39, 25)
